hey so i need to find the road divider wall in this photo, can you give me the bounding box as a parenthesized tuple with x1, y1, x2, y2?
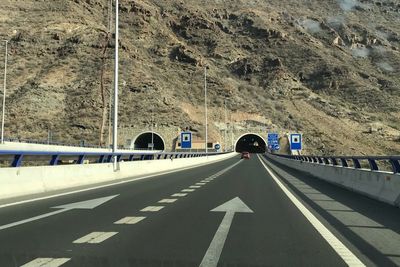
(264, 154, 400, 207)
(0, 152, 237, 201)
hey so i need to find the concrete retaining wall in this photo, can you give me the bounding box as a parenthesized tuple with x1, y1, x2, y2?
(0, 152, 237, 201)
(265, 154, 400, 207)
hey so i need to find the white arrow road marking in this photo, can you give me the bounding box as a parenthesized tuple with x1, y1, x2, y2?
(0, 195, 118, 231)
(258, 155, 365, 267)
(73, 232, 118, 244)
(199, 197, 253, 267)
(21, 257, 70, 267)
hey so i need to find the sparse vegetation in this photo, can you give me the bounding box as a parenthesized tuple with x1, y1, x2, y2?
(0, 0, 399, 155)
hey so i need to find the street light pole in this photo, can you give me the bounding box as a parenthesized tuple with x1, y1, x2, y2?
(1, 40, 8, 144)
(204, 66, 208, 155)
(151, 108, 154, 151)
(112, 0, 119, 161)
(224, 98, 227, 152)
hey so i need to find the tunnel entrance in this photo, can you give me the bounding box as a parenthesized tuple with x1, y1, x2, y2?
(235, 133, 266, 153)
(132, 132, 165, 150)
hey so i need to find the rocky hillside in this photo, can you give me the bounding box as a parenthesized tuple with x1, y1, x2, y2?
(0, 0, 399, 155)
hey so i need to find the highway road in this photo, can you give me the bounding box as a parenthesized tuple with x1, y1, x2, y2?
(0, 155, 399, 266)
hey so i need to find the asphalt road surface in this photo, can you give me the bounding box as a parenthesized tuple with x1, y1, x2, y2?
(0, 154, 399, 267)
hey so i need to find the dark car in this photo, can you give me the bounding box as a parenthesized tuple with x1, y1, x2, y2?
(241, 151, 250, 159)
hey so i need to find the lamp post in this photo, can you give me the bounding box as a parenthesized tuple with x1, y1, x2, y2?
(112, 0, 119, 162)
(204, 66, 208, 155)
(224, 98, 227, 152)
(151, 108, 154, 151)
(1, 40, 8, 144)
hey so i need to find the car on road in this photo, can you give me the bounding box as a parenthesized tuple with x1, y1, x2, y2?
(241, 151, 250, 159)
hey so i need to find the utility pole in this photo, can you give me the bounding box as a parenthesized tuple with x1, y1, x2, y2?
(1, 40, 8, 144)
(204, 66, 208, 155)
(112, 0, 119, 163)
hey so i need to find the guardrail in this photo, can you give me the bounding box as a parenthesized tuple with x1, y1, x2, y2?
(269, 153, 400, 174)
(0, 150, 229, 168)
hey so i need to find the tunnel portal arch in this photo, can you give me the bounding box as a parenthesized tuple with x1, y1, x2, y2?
(234, 133, 266, 153)
(131, 131, 166, 151)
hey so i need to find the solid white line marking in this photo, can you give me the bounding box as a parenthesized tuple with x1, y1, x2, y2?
(172, 193, 187, 197)
(73, 232, 118, 244)
(114, 216, 146, 225)
(199, 197, 253, 267)
(258, 155, 365, 267)
(21, 258, 70, 267)
(190, 185, 201, 189)
(141, 206, 164, 212)
(182, 189, 195, 192)
(0, 155, 238, 210)
(158, 198, 178, 203)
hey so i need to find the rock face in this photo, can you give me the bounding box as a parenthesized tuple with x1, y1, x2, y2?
(0, 0, 399, 155)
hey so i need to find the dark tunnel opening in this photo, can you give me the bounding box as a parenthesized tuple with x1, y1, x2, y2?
(235, 134, 266, 153)
(134, 132, 165, 150)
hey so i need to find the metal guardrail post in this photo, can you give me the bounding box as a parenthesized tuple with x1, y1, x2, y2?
(389, 159, 400, 174)
(368, 159, 379, 171)
(331, 158, 338, 165)
(12, 154, 23, 167)
(77, 155, 85, 164)
(340, 158, 348, 167)
(50, 155, 60, 166)
(352, 158, 361, 169)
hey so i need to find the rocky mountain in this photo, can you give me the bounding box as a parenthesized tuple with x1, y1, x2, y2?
(0, 0, 399, 155)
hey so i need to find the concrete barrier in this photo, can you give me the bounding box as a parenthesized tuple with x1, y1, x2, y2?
(264, 154, 400, 207)
(0, 141, 160, 153)
(0, 152, 238, 201)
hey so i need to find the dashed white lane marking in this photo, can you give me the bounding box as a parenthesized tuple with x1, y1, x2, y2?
(172, 193, 187, 197)
(73, 232, 118, 244)
(201, 180, 211, 183)
(182, 189, 195, 192)
(190, 185, 201, 189)
(141, 206, 164, 212)
(114, 216, 146, 225)
(158, 198, 178, 203)
(258, 155, 365, 267)
(196, 182, 206, 185)
(21, 258, 70, 267)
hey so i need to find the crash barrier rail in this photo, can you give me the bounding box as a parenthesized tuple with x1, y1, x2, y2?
(0, 150, 229, 168)
(270, 153, 400, 174)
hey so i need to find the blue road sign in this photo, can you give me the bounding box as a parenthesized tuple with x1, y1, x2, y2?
(181, 132, 192, 149)
(272, 144, 280, 151)
(214, 144, 221, 150)
(267, 133, 279, 150)
(290, 134, 302, 150)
